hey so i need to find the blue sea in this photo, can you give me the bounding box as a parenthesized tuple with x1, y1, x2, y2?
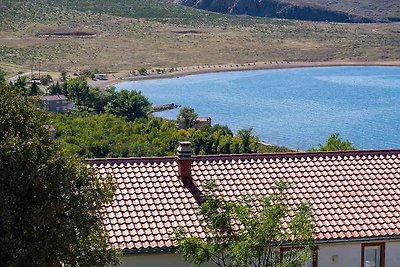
(116, 66, 400, 150)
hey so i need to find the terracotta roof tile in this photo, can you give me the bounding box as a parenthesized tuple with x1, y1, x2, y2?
(89, 150, 400, 252)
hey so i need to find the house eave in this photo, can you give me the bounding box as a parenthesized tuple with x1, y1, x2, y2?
(121, 235, 400, 255)
(122, 246, 178, 255)
(315, 235, 400, 245)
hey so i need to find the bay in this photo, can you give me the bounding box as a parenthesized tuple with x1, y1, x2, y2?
(116, 66, 400, 150)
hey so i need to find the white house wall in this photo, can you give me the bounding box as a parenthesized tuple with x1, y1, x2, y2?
(121, 252, 216, 267)
(385, 241, 400, 267)
(318, 240, 400, 267)
(318, 242, 361, 267)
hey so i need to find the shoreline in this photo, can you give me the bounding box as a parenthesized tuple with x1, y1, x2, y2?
(91, 60, 400, 90)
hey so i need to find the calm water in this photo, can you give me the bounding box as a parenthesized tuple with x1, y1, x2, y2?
(116, 66, 400, 150)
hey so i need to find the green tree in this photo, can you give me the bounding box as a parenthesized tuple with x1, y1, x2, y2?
(0, 85, 120, 266)
(87, 86, 108, 113)
(177, 107, 199, 129)
(138, 67, 148, 75)
(28, 82, 39, 96)
(107, 89, 151, 121)
(62, 81, 68, 96)
(0, 68, 5, 85)
(48, 81, 62, 95)
(66, 77, 90, 109)
(40, 74, 53, 86)
(60, 70, 68, 82)
(176, 181, 314, 267)
(237, 128, 258, 153)
(310, 133, 356, 151)
(15, 75, 27, 90)
(192, 127, 214, 154)
(212, 124, 233, 136)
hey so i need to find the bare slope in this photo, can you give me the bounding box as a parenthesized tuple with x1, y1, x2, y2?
(0, 0, 400, 74)
(164, 0, 400, 22)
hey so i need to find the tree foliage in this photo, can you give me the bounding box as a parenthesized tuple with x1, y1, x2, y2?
(66, 77, 90, 109)
(40, 74, 53, 86)
(177, 107, 198, 129)
(0, 68, 5, 85)
(310, 133, 356, 151)
(106, 89, 151, 121)
(138, 67, 148, 75)
(60, 70, 68, 82)
(237, 128, 255, 153)
(14, 75, 28, 90)
(87, 86, 110, 113)
(51, 113, 271, 158)
(61, 78, 110, 113)
(0, 85, 120, 266)
(48, 81, 62, 95)
(176, 181, 314, 267)
(28, 82, 39, 96)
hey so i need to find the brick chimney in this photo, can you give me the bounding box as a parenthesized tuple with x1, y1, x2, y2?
(177, 141, 192, 184)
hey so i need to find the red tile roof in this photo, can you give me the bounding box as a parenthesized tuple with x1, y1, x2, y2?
(41, 95, 69, 101)
(88, 149, 400, 253)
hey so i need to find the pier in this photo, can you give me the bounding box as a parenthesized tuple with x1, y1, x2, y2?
(152, 103, 181, 112)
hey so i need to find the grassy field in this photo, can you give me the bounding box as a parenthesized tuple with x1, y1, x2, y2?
(0, 0, 400, 75)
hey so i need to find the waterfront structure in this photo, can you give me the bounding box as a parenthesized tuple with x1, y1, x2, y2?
(176, 117, 212, 129)
(89, 142, 400, 267)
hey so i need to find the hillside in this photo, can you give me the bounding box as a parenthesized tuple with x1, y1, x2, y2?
(284, 0, 400, 21)
(163, 0, 400, 22)
(0, 0, 400, 75)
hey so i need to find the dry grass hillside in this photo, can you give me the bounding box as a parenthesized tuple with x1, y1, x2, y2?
(0, 0, 399, 75)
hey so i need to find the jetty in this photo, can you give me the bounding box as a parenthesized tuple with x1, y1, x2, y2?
(258, 141, 274, 147)
(152, 103, 181, 112)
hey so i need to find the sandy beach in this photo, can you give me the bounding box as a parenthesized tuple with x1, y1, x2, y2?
(91, 60, 400, 90)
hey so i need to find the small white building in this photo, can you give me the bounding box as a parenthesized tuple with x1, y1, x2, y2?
(89, 145, 400, 267)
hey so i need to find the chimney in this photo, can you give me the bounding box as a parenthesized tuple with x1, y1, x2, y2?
(177, 141, 192, 184)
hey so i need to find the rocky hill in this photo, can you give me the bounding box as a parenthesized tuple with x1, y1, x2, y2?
(162, 0, 400, 22)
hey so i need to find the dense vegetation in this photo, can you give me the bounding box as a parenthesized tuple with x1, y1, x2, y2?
(0, 68, 5, 86)
(0, 83, 120, 266)
(51, 112, 292, 158)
